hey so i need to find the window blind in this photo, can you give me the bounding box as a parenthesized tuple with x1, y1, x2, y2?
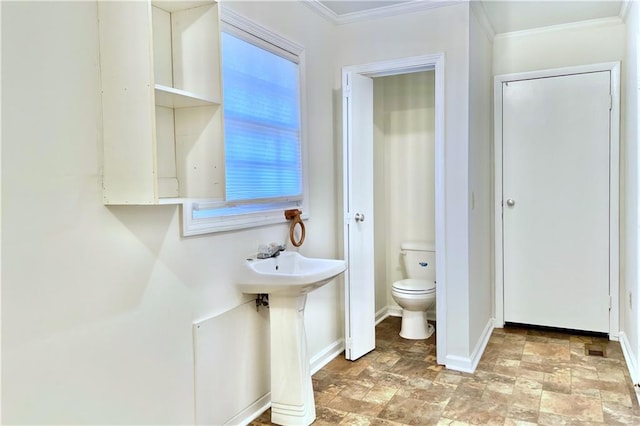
(221, 32, 302, 203)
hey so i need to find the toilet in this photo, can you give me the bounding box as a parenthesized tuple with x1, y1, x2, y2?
(391, 241, 436, 339)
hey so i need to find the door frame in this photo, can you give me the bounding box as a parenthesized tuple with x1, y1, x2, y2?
(493, 62, 621, 337)
(342, 53, 446, 363)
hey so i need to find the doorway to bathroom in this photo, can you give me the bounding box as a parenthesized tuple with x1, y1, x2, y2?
(342, 54, 446, 364)
(373, 72, 436, 331)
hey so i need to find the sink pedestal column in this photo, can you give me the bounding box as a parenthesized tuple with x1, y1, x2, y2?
(268, 294, 316, 426)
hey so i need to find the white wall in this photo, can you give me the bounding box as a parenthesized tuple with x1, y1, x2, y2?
(622, 0, 640, 383)
(335, 3, 479, 361)
(373, 78, 389, 316)
(468, 6, 494, 352)
(373, 72, 436, 316)
(493, 19, 626, 76)
(1, 1, 337, 424)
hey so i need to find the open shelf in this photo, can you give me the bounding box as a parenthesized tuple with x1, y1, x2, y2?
(154, 85, 220, 108)
(98, 0, 224, 205)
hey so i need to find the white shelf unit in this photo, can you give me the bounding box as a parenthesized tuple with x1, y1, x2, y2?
(98, 0, 224, 205)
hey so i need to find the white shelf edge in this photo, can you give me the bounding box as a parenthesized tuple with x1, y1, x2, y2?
(154, 84, 221, 108)
(158, 197, 187, 205)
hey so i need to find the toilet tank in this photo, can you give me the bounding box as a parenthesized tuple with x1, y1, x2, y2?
(401, 241, 436, 280)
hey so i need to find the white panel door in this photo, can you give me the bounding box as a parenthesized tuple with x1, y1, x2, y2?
(343, 72, 376, 360)
(503, 71, 611, 333)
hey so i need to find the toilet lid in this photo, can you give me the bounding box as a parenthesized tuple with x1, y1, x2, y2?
(392, 279, 436, 293)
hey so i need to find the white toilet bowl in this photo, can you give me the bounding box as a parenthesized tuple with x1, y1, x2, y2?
(391, 278, 436, 339)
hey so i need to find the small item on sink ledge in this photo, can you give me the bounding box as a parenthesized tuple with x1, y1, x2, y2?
(284, 209, 305, 247)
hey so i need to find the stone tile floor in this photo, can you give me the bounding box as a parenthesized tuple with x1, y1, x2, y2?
(251, 316, 640, 425)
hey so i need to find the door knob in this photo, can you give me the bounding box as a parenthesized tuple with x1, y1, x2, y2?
(354, 213, 365, 222)
(506, 198, 515, 207)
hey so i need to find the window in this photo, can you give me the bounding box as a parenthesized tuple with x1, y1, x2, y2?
(183, 10, 307, 236)
(222, 32, 301, 203)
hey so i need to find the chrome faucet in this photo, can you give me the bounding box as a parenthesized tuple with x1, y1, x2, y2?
(257, 243, 286, 259)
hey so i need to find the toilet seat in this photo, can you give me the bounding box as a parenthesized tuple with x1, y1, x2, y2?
(392, 279, 435, 294)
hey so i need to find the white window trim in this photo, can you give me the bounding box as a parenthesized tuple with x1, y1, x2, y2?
(182, 7, 309, 237)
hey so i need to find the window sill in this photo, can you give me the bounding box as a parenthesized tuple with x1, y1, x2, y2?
(181, 201, 308, 236)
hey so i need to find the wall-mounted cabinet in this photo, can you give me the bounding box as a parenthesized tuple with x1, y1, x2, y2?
(98, 0, 224, 205)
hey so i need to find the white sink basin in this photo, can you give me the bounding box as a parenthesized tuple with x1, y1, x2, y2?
(237, 251, 346, 296)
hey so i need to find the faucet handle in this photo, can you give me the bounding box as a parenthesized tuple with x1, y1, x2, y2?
(271, 242, 286, 252)
(256, 243, 286, 259)
(257, 244, 271, 258)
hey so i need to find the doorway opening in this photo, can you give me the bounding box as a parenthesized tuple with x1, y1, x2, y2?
(342, 53, 446, 364)
(373, 71, 436, 328)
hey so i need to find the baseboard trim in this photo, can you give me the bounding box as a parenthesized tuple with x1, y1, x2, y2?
(310, 339, 344, 375)
(387, 306, 402, 318)
(376, 307, 390, 325)
(385, 305, 436, 321)
(224, 392, 271, 426)
(619, 331, 639, 385)
(446, 318, 494, 373)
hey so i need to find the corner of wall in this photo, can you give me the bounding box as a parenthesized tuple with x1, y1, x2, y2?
(445, 317, 494, 373)
(469, 0, 496, 42)
(620, 331, 640, 385)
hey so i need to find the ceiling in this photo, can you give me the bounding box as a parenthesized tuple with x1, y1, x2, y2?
(316, 1, 625, 33)
(320, 0, 412, 15)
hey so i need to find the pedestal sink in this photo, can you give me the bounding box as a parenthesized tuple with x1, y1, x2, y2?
(237, 251, 347, 426)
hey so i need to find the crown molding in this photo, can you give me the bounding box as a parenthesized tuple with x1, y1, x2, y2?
(304, 0, 465, 25)
(494, 16, 624, 41)
(301, 0, 339, 22)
